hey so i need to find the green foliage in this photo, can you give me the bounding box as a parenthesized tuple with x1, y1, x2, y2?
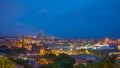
(43, 53, 56, 60)
(87, 63, 103, 68)
(40, 64, 64, 68)
(15, 58, 28, 65)
(75, 63, 103, 68)
(0, 56, 16, 68)
(75, 62, 115, 68)
(0, 47, 27, 56)
(75, 64, 86, 68)
(42, 53, 75, 68)
(8, 55, 33, 68)
(109, 55, 117, 63)
(54, 53, 75, 68)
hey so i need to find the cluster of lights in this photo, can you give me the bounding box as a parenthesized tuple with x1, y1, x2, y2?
(18, 56, 27, 60)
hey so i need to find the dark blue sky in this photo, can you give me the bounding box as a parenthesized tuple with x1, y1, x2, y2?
(0, 0, 120, 38)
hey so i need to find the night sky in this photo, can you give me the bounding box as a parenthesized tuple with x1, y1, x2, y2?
(0, 0, 120, 38)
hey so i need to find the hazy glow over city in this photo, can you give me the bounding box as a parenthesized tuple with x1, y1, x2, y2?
(0, 0, 120, 38)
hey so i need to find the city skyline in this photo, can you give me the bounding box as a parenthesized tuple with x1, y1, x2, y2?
(0, 0, 120, 38)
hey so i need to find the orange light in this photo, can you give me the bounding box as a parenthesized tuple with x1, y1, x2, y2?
(40, 49, 45, 55)
(105, 38, 109, 41)
(118, 45, 120, 51)
(105, 38, 109, 43)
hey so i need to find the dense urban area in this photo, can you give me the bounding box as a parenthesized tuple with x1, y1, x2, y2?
(0, 30, 120, 68)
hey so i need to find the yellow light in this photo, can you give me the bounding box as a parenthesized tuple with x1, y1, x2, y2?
(85, 50, 90, 54)
(40, 49, 45, 55)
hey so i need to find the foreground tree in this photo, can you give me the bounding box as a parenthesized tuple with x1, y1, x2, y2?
(40, 53, 75, 68)
(0, 57, 16, 68)
(43, 53, 56, 61)
(8, 55, 33, 68)
(40, 64, 64, 68)
(55, 53, 75, 68)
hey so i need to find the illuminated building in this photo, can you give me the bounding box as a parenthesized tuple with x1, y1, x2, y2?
(51, 50, 60, 56)
(104, 38, 110, 44)
(13, 39, 22, 48)
(13, 36, 32, 51)
(75, 56, 87, 65)
(115, 57, 120, 68)
(40, 47, 46, 55)
(32, 44, 46, 55)
(23, 37, 32, 51)
(118, 39, 120, 51)
(38, 58, 53, 64)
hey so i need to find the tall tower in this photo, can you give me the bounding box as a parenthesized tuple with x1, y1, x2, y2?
(22, 35, 24, 48)
(37, 30, 44, 39)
